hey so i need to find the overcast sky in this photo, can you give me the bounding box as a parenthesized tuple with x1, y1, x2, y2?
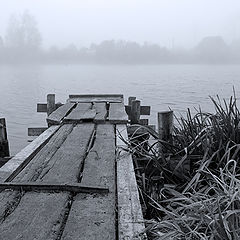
(0, 0, 240, 49)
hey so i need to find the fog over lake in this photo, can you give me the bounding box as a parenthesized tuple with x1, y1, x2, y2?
(1, 0, 240, 154)
(0, 64, 240, 154)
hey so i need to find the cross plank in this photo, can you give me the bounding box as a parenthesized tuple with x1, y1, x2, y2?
(0, 124, 95, 239)
(68, 94, 124, 103)
(47, 102, 75, 125)
(64, 103, 96, 123)
(0, 182, 109, 194)
(108, 103, 129, 124)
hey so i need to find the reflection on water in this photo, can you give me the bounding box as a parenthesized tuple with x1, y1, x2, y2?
(1, 64, 240, 154)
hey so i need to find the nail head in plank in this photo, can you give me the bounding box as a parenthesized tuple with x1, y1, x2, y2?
(0, 182, 109, 194)
(108, 103, 128, 124)
(116, 124, 146, 239)
(0, 125, 60, 182)
(47, 102, 76, 125)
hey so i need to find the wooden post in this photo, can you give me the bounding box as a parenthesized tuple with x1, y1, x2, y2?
(131, 100, 141, 124)
(158, 111, 173, 142)
(47, 94, 56, 116)
(158, 111, 173, 153)
(128, 96, 136, 120)
(0, 118, 10, 157)
(128, 96, 136, 106)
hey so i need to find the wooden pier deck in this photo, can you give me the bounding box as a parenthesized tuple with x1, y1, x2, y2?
(0, 95, 146, 240)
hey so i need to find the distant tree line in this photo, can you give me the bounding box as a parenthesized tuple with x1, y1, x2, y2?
(0, 12, 240, 64)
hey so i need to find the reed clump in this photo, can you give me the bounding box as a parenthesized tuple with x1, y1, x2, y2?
(126, 94, 240, 240)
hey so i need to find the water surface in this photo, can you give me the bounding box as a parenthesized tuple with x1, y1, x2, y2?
(0, 64, 240, 154)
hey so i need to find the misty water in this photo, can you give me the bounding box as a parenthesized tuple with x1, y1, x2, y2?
(1, 63, 240, 155)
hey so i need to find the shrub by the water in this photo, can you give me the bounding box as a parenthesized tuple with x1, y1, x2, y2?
(124, 94, 240, 240)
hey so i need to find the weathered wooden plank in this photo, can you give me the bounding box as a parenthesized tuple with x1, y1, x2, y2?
(69, 94, 123, 98)
(116, 124, 146, 240)
(93, 102, 107, 122)
(37, 103, 63, 113)
(28, 127, 48, 136)
(0, 125, 60, 182)
(69, 98, 122, 103)
(38, 123, 95, 183)
(125, 105, 151, 116)
(47, 102, 75, 125)
(0, 124, 94, 239)
(64, 103, 96, 122)
(13, 124, 74, 182)
(62, 124, 116, 240)
(0, 182, 109, 194)
(108, 103, 129, 124)
(68, 94, 123, 103)
(0, 157, 11, 167)
(37, 103, 47, 112)
(0, 192, 70, 240)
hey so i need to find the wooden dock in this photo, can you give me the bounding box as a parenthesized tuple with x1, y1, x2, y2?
(0, 94, 147, 240)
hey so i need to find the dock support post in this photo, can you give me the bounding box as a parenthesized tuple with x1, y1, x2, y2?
(47, 94, 56, 116)
(128, 96, 136, 121)
(131, 100, 141, 124)
(158, 111, 173, 152)
(0, 118, 10, 157)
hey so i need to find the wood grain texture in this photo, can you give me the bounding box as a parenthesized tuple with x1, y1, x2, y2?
(93, 102, 107, 122)
(0, 124, 94, 239)
(47, 94, 56, 116)
(64, 103, 96, 122)
(108, 103, 129, 124)
(62, 124, 116, 240)
(0, 125, 60, 182)
(68, 94, 124, 103)
(37, 103, 47, 112)
(38, 123, 94, 183)
(0, 192, 70, 240)
(0, 182, 109, 194)
(14, 124, 74, 182)
(125, 105, 151, 116)
(28, 127, 48, 136)
(116, 124, 146, 240)
(47, 102, 75, 125)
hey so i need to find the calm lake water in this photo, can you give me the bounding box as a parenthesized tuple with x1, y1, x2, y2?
(1, 64, 240, 155)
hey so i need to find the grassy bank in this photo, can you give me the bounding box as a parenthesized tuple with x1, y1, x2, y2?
(126, 94, 240, 239)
